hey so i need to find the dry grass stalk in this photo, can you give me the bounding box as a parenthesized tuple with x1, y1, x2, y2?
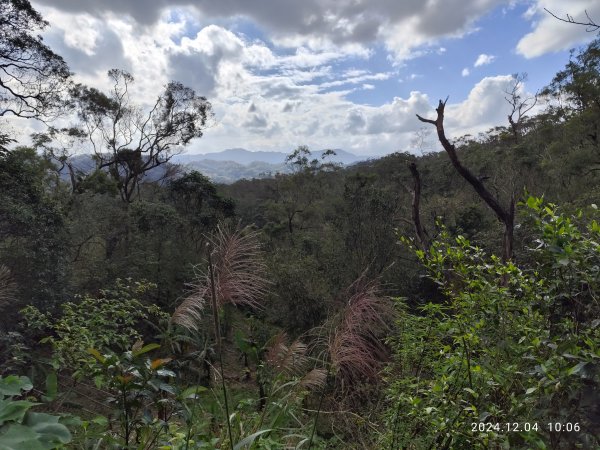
(172, 224, 269, 331)
(329, 275, 393, 386)
(299, 368, 327, 391)
(265, 332, 309, 377)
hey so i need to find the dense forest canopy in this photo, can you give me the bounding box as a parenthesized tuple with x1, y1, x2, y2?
(0, 1, 599, 449)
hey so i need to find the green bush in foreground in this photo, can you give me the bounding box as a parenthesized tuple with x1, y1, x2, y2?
(383, 198, 600, 449)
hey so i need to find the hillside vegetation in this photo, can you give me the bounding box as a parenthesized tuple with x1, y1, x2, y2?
(0, 1, 599, 448)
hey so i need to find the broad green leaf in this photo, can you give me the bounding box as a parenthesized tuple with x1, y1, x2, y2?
(0, 377, 33, 397)
(568, 362, 587, 376)
(0, 400, 39, 425)
(180, 386, 208, 399)
(0, 424, 45, 450)
(91, 416, 108, 426)
(158, 383, 176, 395)
(155, 369, 176, 378)
(24, 412, 71, 446)
(42, 373, 57, 403)
(132, 343, 160, 357)
(87, 348, 106, 364)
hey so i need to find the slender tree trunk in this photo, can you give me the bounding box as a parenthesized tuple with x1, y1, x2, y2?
(408, 162, 428, 250)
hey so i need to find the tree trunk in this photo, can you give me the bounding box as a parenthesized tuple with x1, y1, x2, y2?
(417, 98, 515, 261)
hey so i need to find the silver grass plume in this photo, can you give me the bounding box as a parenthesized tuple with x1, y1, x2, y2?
(328, 275, 393, 386)
(172, 223, 269, 331)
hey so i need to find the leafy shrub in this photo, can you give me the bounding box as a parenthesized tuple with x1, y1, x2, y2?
(21, 279, 168, 375)
(383, 198, 599, 449)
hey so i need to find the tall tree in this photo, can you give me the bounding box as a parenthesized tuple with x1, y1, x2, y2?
(0, 0, 70, 119)
(417, 99, 515, 261)
(541, 38, 600, 114)
(504, 73, 537, 142)
(72, 69, 212, 202)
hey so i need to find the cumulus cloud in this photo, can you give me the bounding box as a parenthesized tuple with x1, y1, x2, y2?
(24, 1, 571, 158)
(474, 53, 495, 67)
(462, 68, 470, 77)
(516, 0, 600, 58)
(446, 75, 515, 135)
(35, 0, 505, 61)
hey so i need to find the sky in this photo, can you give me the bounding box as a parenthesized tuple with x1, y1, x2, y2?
(20, 0, 600, 156)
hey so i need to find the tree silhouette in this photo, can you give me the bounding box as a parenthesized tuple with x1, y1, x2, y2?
(0, 0, 70, 119)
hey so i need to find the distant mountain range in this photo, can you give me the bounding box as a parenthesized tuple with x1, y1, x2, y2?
(170, 148, 365, 183)
(58, 148, 366, 185)
(172, 148, 364, 166)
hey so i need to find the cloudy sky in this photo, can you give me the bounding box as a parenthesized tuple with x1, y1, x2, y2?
(28, 0, 600, 156)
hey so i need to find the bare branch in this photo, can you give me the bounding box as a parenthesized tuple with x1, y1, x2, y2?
(504, 73, 538, 142)
(415, 99, 515, 260)
(544, 8, 599, 32)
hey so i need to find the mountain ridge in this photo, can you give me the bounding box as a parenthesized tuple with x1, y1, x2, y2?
(172, 148, 364, 166)
(58, 148, 366, 185)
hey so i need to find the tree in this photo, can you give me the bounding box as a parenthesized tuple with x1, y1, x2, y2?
(504, 73, 537, 142)
(384, 199, 600, 449)
(271, 146, 339, 235)
(0, 0, 70, 119)
(417, 99, 515, 261)
(0, 146, 68, 314)
(31, 126, 88, 192)
(541, 38, 600, 113)
(72, 69, 212, 202)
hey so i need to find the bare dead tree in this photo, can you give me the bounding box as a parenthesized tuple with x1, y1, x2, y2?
(504, 73, 537, 142)
(410, 126, 434, 155)
(544, 8, 599, 32)
(416, 98, 515, 261)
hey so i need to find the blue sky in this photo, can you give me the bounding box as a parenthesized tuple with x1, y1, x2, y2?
(20, 0, 600, 156)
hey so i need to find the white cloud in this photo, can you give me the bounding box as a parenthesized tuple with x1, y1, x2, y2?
(462, 67, 470, 76)
(516, 0, 600, 58)
(35, 0, 505, 62)
(446, 75, 515, 136)
(474, 53, 495, 67)
(22, 1, 551, 158)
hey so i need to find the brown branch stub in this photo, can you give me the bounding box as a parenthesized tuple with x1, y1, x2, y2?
(415, 114, 436, 126)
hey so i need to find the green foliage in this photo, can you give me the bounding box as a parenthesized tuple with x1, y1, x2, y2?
(0, 147, 69, 313)
(83, 342, 179, 448)
(0, 375, 72, 449)
(21, 279, 169, 374)
(384, 198, 599, 449)
(542, 37, 600, 113)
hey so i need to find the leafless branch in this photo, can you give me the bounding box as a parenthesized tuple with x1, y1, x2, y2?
(544, 8, 599, 32)
(416, 99, 515, 261)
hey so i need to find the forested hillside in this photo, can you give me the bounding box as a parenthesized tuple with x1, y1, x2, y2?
(0, 1, 599, 448)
